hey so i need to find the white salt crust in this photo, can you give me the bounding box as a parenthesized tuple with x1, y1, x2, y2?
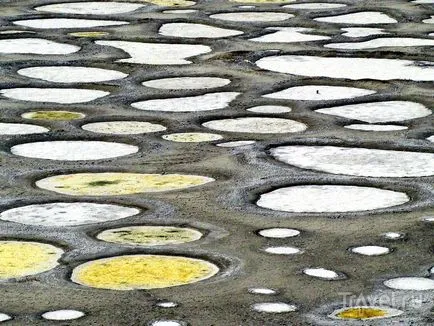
(263, 85, 375, 101)
(246, 105, 291, 113)
(264, 246, 301, 255)
(250, 27, 330, 43)
(270, 145, 434, 177)
(256, 55, 434, 81)
(95, 41, 211, 64)
(17, 66, 127, 83)
(326, 37, 434, 50)
(427, 135, 434, 142)
(150, 321, 184, 326)
(142, 77, 231, 90)
(0, 88, 109, 104)
(341, 27, 388, 38)
(284, 3, 346, 9)
(0, 202, 140, 227)
(203, 117, 307, 133)
(0, 38, 80, 54)
(11, 141, 138, 161)
(82, 121, 167, 134)
(210, 12, 293, 22)
(35, 2, 144, 15)
(41, 310, 85, 321)
(316, 101, 431, 123)
(252, 302, 297, 313)
(384, 277, 434, 290)
(303, 268, 340, 279)
(14, 18, 129, 29)
(132, 92, 240, 112)
(258, 228, 300, 238)
(216, 140, 256, 147)
(351, 246, 390, 256)
(156, 302, 178, 308)
(382, 232, 405, 240)
(257, 185, 409, 213)
(344, 124, 408, 131)
(314, 11, 397, 24)
(0, 314, 11, 322)
(0, 123, 49, 135)
(423, 16, 434, 23)
(248, 288, 277, 295)
(159, 23, 243, 38)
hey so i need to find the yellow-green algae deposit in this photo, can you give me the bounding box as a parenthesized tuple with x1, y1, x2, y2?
(0, 241, 63, 279)
(71, 255, 219, 290)
(330, 306, 403, 320)
(36, 173, 215, 196)
(22, 110, 85, 120)
(68, 31, 109, 38)
(96, 226, 203, 246)
(162, 132, 223, 143)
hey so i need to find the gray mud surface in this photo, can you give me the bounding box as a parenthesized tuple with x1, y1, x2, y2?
(0, 0, 433, 325)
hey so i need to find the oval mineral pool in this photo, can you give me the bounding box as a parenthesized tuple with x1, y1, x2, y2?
(203, 117, 307, 133)
(96, 226, 202, 246)
(0, 123, 49, 135)
(1, 88, 109, 104)
(22, 111, 85, 121)
(264, 246, 301, 255)
(35, 2, 144, 15)
(258, 228, 300, 238)
(326, 37, 434, 50)
(252, 302, 297, 313)
(11, 141, 138, 161)
(382, 232, 405, 240)
(329, 306, 403, 320)
(150, 321, 186, 326)
(69, 31, 109, 38)
(314, 11, 397, 24)
(303, 268, 341, 280)
(17, 66, 127, 83)
(36, 173, 215, 196)
(257, 185, 409, 213)
(71, 255, 219, 290)
(250, 27, 330, 43)
(216, 140, 255, 147)
(148, 0, 195, 6)
(270, 145, 434, 177)
(248, 288, 277, 295)
(246, 105, 291, 114)
(263, 85, 375, 101)
(0, 241, 63, 279)
(132, 92, 240, 112)
(341, 27, 388, 38)
(384, 277, 434, 290)
(82, 121, 167, 134)
(156, 301, 178, 308)
(14, 18, 129, 29)
(316, 101, 430, 123)
(159, 23, 243, 38)
(210, 12, 293, 22)
(0, 202, 140, 227)
(0, 38, 80, 55)
(42, 310, 85, 321)
(345, 124, 408, 131)
(283, 3, 346, 9)
(0, 314, 11, 322)
(351, 246, 390, 256)
(256, 55, 434, 81)
(95, 41, 211, 65)
(142, 77, 231, 90)
(162, 132, 223, 142)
